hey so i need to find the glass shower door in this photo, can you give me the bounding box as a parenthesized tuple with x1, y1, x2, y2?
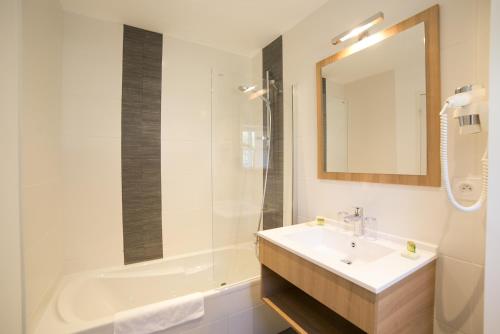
(210, 68, 263, 287)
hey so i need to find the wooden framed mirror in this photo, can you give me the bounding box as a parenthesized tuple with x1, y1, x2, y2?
(316, 5, 441, 186)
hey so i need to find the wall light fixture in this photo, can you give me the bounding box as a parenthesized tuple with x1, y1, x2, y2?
(331, 12, 384, 45)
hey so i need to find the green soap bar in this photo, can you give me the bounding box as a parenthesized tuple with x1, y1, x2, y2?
(407, 241, 416, 253)
(316, 216, 325, 225)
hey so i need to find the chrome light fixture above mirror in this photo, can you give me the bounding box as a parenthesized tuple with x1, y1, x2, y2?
(331, 12, 384, 45)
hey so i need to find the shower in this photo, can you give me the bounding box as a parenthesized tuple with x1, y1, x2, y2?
(238, 71, 274, 235)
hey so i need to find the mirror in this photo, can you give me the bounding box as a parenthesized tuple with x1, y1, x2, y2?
(323, 23, 426, 175)
(316, 5, 441, 186)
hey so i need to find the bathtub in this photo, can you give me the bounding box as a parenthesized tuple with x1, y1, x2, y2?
(35, 244, 287, 334)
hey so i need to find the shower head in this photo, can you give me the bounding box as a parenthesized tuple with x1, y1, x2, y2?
(238, 85, 257, 93)
(238, 84, 270, 104)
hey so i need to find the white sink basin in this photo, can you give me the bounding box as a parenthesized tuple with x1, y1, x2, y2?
(258, 221, 437, 293)
(283, 227, 393, 265)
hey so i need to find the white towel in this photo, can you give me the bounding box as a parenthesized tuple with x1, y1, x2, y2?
(113, 292, 204, 334)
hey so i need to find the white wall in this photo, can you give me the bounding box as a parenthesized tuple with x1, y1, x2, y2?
(21, 0, 65, 331)
(325, 65, 426, 175)
(0, 0, 24, 333)
(60, 12, 261, 273)
(284, 0, 489, 333)
(484, 0, 500, 332)
(60, 12, 124, 274)
(325, 80, 348, 172)
(345, 71, 397, 173)
(395, 63, 427, 175)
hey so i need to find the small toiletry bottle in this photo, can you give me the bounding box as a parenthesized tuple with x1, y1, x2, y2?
(316, 216, 325, 226)
(337, 211, 349, 231)
(364, 217, 378, 240)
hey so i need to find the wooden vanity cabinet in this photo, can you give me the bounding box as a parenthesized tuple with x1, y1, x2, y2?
(259, 239, 436, 334)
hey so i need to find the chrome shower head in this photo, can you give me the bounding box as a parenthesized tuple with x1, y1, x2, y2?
(238, 84, 270, 104)
(238, 85, 257, 93)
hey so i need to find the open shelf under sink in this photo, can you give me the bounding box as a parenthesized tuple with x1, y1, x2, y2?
(262, 274, 365, 334)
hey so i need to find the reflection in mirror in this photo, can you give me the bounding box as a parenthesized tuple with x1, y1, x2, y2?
(322, 22, 426, 175)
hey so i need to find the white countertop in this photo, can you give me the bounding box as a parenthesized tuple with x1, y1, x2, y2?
(257, 221, 437, 294)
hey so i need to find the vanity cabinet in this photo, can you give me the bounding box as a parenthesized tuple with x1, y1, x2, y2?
(259, 238, 436, 334)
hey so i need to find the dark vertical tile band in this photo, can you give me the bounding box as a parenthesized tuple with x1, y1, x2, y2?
(121, 25, 163, 264)
(262, 36, 284, 230)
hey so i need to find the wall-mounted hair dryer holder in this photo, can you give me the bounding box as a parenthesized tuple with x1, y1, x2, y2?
(440, 84, 488, 212)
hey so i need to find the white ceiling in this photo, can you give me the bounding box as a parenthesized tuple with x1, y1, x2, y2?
(60, 0, 328, 56)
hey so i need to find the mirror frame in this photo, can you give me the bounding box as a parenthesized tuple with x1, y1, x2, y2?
(316, 5, 441, 186)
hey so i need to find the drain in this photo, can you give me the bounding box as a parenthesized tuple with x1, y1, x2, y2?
(341, 258, 352, 265)
(220, 282, 227, 286)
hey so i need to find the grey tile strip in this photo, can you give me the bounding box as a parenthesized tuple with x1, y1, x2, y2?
(262, 36, 284, 230)
(121, 25, 163, 264)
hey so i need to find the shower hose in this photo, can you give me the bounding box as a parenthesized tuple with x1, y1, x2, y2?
(254, 100, 272, 258)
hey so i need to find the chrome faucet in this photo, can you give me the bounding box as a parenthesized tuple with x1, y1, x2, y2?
(343, 207, 364, 236)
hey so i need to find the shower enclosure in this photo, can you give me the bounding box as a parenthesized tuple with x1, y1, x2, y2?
(210, 68, 270, 287)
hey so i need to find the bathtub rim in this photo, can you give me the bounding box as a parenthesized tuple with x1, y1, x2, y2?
(55, 276, 261, 333)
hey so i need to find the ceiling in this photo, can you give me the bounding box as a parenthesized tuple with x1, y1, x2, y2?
(60, 0, 328, 56)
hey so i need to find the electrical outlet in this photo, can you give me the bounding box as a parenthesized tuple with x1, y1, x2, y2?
(453, 176, 482, 201)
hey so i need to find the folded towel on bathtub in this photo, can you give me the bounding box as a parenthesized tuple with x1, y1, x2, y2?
(113, 292, 204, 334)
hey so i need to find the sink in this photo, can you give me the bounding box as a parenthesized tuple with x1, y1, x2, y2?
(283, 227, 393, 265)
(257, 221, 437, 293)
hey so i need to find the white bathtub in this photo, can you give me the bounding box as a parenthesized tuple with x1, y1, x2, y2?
(35, 244, 287, 334)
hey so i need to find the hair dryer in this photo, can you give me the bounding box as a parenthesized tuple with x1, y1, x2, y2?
(440, 84, 488, 212)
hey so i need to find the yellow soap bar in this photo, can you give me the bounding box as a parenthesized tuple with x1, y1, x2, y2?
(316, 216, 325, 225)
(407, 241, 416, 253)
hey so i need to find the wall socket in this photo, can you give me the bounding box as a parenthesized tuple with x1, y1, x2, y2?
(453, 176, 482, 201)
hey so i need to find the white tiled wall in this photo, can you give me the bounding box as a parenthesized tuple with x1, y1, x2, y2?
(283, 0, 489, 333)
(20, 0, 65, 331)
(160, 36, 213, 256)
(60, 13, 124, 274)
